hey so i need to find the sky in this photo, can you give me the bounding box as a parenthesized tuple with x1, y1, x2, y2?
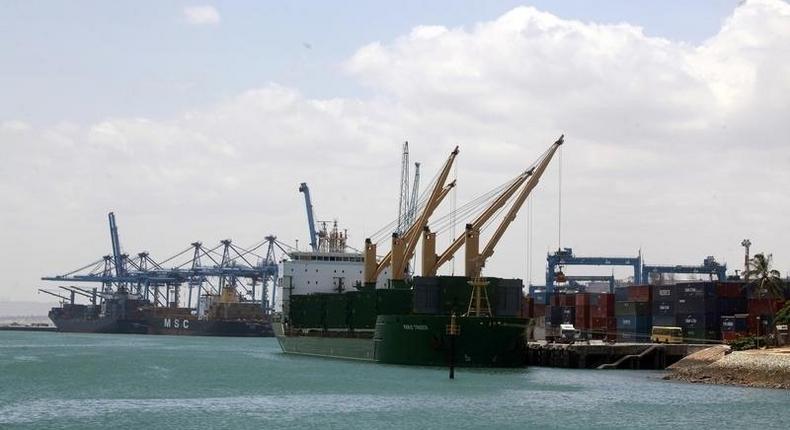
(1, 0, 788, 303)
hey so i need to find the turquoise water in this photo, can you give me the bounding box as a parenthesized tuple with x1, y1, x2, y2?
(0, 332, 787, 429)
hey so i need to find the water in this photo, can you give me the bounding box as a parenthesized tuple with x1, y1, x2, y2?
(0, 332, 787, 429)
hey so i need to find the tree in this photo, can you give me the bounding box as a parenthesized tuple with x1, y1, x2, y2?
(746, 253, 787, 339)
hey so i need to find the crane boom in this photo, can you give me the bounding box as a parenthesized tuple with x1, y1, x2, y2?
(424, 167, 535, 276)
(470, 135, 564, 277)
(370, 181, 456, 281)
(298, 183, 318, 252)
(364, 146, 459, 284)
(108, 212, 125, 276)
(393, 147, 458, 278)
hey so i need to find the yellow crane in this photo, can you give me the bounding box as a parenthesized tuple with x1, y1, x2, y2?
(364, 146, 460, 286)
(422, 135, 564, 278)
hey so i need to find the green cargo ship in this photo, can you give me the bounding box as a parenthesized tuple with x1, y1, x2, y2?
(275, 276, 528, 367)
(277, 137, 563, 368)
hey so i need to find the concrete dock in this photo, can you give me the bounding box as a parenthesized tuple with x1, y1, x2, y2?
(526, 342, 711, 369)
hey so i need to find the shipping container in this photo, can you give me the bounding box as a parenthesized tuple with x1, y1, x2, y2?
(561, 293, 576, 307)
(561, 306, 575, 324)
(721, 315, 735, 332)
(717, 282, 746, 299)
(719, 297, 747, 315)
(546, 306, 563, 326)
(615, 301, 650, 316)
(651, 285, 675, 301)
(677, 282, 716, 299)
(493, 281, 523, 317)
(617, 315, 651, 332)
(651, 315, 676, 327)
(627, 285, 652, 303)
(722, 331, 748, 342)
(652, 300, 675, 316)
(413, 278, 441, 314)
(676, 296, 719, 315)
(614, 287, 629, 302)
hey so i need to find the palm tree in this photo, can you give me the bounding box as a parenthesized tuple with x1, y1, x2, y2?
(746, 253, 786, 339)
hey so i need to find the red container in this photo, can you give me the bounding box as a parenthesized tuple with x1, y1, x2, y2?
(590, 294, 615, 319)
(561, 293, 576, 307)
(748, 298, 784, 315)
(628, 285, 652, 303)
(722, 331, 748, 342)
(522, 297, 534, 318)
(717, 282, 745, 299)
(547, 293, 561, 307)
(533, 304, 547, 318)
(575, 306, 591, 330)
(575, 293, 591, 307)
(590, 317, 617, 339)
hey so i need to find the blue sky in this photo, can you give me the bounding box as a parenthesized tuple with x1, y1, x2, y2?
(1, 1, 740, 125)
(2, 1, 788, 302)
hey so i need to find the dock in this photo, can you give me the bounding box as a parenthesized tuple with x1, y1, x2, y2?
(526, 342, 711, 369)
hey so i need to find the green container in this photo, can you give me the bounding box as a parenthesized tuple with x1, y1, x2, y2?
(615, 301, 651, 316)
(323, 294, 349, 329)
(348, 290, 378, 329)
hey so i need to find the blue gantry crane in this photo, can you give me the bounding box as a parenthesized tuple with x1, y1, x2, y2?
(546, 248, 642, 293)
(642, 256, 727, 283)
(40, 212, 286, 313)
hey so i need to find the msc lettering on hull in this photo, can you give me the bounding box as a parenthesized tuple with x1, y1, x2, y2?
(163, 318, 191, 329)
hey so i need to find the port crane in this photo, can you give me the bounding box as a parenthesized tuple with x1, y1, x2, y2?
(642, 256, 726, 284)
(546, 248, 643, 293)
(364, 146, 459, 287)
(299, 182, 319, 252)
(41, 212, 283, 312)
(421, 136, 565, 278)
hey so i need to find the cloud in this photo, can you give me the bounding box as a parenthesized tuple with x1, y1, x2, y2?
(2, 0, 790, 300)
(183, 5, 220, 25)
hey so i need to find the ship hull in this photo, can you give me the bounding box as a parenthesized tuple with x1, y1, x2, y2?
(146, 317, 274, 337)
(275, 314, 527, 367)
(50, 316, 148, 334)
(50, 313, 274, 337)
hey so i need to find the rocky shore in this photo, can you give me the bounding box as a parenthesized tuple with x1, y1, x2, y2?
(664, 345, 790, 389)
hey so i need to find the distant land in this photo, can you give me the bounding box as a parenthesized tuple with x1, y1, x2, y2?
(0, 301, 57, 319)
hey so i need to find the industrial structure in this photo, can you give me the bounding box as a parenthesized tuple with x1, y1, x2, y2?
(545, 248, 728, 293)
(40, 212, 285, 313)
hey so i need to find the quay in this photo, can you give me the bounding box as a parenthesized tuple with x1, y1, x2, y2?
(526, 342, 711, 369)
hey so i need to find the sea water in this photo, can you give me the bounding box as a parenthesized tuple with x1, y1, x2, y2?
(0, 332, 787, 429)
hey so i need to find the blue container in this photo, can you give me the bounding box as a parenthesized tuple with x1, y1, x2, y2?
(652, 300, 675, 316)
(719, 297, 747, 315)
(676, 312, 719, 330)
(652, 285, 675, 301)
(677, 282, 716, 299)
(532, 290, 547, 305)
(617, 315, 651, 333)
(721, 316, 735, 332)
(652, 315, 676, 327)
(676, 296, 719, 315)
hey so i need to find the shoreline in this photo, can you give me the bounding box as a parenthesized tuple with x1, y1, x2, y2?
(663, 345, 790, 390)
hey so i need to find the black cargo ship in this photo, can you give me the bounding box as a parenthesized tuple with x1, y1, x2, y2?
(48, 287, 273, 337)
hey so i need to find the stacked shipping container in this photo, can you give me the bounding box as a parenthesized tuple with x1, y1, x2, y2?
(615, 285, 652, 342)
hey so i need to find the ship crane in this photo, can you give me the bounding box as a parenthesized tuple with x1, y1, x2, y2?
(364, 146, 459, 286)
(299, 183, 319, 252)
(422, 136, 565, 279)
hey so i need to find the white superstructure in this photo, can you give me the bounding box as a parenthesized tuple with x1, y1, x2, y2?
(276, 221, 390, 314)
